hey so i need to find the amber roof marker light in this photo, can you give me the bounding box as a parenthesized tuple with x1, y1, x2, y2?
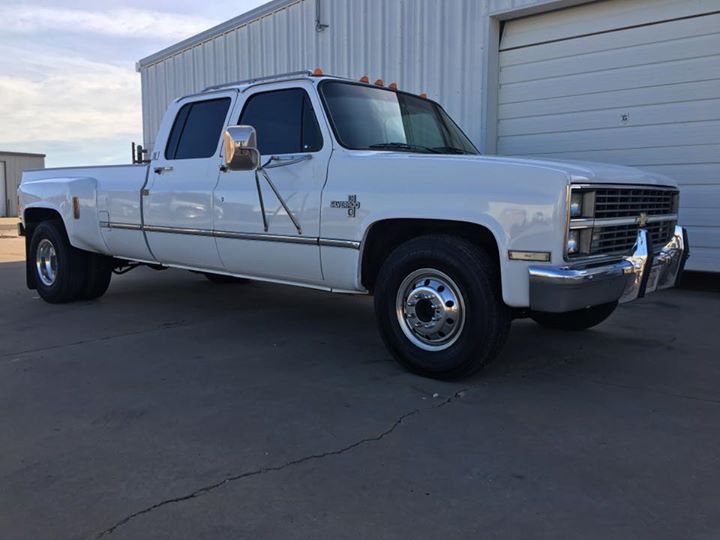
(312, 68, 324, 76)
(374, 79, 384, 87)
(359, 75, 370, 83)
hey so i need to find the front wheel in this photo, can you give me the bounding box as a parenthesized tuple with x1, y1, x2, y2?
(530, 302, 617, 331)
(374, 235, 510, 379)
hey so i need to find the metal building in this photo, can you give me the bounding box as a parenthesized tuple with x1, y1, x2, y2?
(0, 151, 45, 217)
(137, 0, 720, 272)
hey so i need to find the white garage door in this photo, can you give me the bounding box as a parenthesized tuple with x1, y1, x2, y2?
(498, 0, 720, 272)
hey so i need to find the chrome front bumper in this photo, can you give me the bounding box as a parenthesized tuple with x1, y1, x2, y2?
(529, 226, 689, 313)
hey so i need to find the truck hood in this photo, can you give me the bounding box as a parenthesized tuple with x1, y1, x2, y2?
(473, 155, 677, 187)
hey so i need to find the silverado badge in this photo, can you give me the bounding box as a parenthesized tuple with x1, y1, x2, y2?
(331, 195, 361, 218)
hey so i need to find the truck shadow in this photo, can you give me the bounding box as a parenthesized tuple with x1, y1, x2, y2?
(3, 263, 683, 385)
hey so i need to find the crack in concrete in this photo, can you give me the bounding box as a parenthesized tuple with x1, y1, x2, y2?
(0, 322, 189, 361)
(93, 389, 468, 539)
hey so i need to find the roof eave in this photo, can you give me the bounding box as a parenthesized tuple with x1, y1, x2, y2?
(136, 0, 297, 72)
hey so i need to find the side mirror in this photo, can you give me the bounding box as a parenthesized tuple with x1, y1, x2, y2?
(222, 126, 260, 171)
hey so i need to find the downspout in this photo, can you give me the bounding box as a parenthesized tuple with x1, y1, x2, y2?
(315, 0, 329, 32)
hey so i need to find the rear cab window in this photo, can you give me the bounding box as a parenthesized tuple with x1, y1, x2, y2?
(165, 98, 232, 160)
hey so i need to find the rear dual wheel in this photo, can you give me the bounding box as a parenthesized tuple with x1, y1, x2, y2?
(30, 221, 112, 303)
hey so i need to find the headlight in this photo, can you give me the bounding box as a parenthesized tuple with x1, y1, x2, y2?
(567, 230, 580, 255)
(570, 192, 583, 218)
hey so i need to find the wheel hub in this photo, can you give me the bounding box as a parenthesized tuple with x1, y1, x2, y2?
(396, 269, 466, 351)
(36, 238, 58, 287)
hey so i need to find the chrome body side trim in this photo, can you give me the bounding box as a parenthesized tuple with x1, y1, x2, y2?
(99, 221, 360, 249)
(529, 225, 688, 313)
(319, 238, 362, 249)
(100, 221, 142, 231)
(144, 224, 211, 237)
(215, 230, 317, 245)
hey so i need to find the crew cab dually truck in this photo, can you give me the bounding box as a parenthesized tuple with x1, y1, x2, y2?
(18, 70, 689, 379)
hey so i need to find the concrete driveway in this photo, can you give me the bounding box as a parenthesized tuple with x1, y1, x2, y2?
(0, 236, 718, 540)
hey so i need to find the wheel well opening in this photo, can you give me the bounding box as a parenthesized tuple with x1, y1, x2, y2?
(361, 219, 500, 293)
(24, 208, 64, 234)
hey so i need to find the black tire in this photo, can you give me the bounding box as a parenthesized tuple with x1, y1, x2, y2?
(530, 302, 617, 331)
(374, 235, 511, 379)
(29, 221, 88, 304)
(80, 253, 113, 300)
(203, 272, 250, 284)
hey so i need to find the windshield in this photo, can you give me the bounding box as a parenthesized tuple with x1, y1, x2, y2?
(319, 81, 479, 155)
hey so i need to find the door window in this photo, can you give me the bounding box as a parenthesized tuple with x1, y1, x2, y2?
(165, 98, 231, 160)
(239, 89, 323, 155)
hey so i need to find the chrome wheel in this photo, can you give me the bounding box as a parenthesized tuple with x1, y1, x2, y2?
(395, 268, 466, 351)
(36, 238, 58, 287)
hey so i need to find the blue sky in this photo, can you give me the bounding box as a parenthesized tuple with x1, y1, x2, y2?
(0, 0, 267, 167)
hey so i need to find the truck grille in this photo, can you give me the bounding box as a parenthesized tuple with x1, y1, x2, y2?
(590, 220, 677, 256)
(594, 188, 677, 218)
(568, 185, 679, 259)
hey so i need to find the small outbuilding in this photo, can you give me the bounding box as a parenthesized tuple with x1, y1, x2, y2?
(0, 151, 45, 217)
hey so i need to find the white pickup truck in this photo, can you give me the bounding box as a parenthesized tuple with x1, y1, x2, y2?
(18, 71, 689, 378)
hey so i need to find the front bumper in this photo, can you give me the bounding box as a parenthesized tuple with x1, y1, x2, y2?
(529, 226, 689, 313)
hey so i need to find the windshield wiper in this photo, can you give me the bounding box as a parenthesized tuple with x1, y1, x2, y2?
(431, 146, 473, 155)
(368, 142, 440, 154)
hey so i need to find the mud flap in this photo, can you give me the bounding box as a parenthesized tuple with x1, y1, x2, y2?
(25, 230, 36, 290)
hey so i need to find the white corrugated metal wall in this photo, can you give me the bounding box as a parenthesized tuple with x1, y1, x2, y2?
(138, 0, 564, 153)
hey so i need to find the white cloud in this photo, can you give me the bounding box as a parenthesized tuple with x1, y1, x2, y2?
(0, 46, 142, 166)
(0, 4, 218, 41)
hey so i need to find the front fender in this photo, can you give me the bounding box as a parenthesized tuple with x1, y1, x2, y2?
(20, 177, 109, 254)
(323, 152, 570, 307)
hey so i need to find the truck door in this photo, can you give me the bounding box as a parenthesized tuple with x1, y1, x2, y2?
(213, 83, 330, 285)
(143, 91, 235, 269)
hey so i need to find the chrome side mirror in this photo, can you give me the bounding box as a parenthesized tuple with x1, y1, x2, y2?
(222, 126, 260, 171)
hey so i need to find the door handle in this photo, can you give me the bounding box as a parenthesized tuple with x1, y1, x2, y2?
(154, 166, 174, 174)
(264, 154, 312, 169)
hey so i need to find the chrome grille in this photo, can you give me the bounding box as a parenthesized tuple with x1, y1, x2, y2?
(568, 185, 679, 259)
(591, 220, 676, 256)
(593, 188, 677, 218)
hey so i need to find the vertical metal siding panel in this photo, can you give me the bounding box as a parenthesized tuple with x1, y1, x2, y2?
(140, 69, 152, 150)
(213, 35, 226, 86)
(286, 3, 303, 72)
(226, 29, 238, 82)
(150, 65, 161, 152)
